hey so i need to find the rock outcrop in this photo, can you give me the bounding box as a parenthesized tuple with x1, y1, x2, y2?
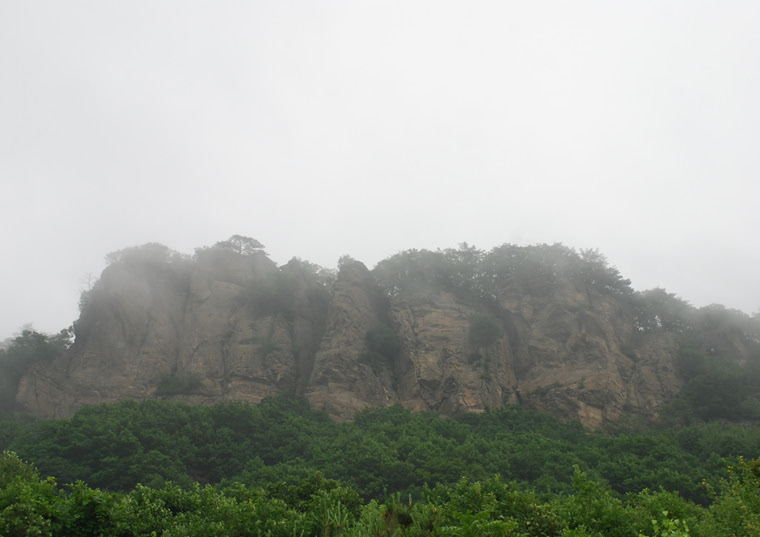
(14, 242, 759, 428)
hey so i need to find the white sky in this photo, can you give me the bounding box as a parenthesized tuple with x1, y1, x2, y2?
(1, 1, 758, 339)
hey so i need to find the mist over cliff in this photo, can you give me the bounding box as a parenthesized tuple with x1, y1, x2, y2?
(8, 237, 760, 428)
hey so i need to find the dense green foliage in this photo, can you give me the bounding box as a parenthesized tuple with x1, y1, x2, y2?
(2, 396, 760, 511)
(2, 444, 760, 536)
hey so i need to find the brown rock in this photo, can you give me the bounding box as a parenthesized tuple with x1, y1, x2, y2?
(14, 243, 708, 429)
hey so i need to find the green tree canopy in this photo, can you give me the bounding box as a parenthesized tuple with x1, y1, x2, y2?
(214, 235, 266, 255)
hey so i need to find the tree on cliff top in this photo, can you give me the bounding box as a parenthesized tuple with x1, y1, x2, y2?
(104, 243, 189, 267)
(0, 329, 72, 411)
(214, 235, 266, 256)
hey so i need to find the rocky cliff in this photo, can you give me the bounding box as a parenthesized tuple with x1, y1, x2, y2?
(14, 241, 760, 428)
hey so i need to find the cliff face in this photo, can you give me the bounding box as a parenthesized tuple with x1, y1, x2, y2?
(13, 243, 757, 427)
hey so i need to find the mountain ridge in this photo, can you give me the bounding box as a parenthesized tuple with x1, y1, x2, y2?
(11, 238, 760, 428)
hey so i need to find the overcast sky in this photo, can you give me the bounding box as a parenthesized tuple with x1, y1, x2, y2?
(1, 1, 758, 340)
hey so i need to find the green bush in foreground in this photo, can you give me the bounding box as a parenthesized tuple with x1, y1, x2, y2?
(3, 451, 760, 537)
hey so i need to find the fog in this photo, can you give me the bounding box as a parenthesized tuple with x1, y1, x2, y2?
(1, 1, 758, 339)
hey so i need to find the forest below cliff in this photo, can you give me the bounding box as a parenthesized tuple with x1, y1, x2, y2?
(2, 396, 760, 536)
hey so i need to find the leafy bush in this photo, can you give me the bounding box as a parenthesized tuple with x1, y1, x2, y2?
(639, 511, 690, 537)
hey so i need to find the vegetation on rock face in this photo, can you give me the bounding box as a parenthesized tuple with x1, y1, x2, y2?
(361, 323, 402, 373)
(242, 258, 333, 328)
(469, 314, 502, 348)
(155, 372, 203, 396)
(660, 342, 760, 424)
